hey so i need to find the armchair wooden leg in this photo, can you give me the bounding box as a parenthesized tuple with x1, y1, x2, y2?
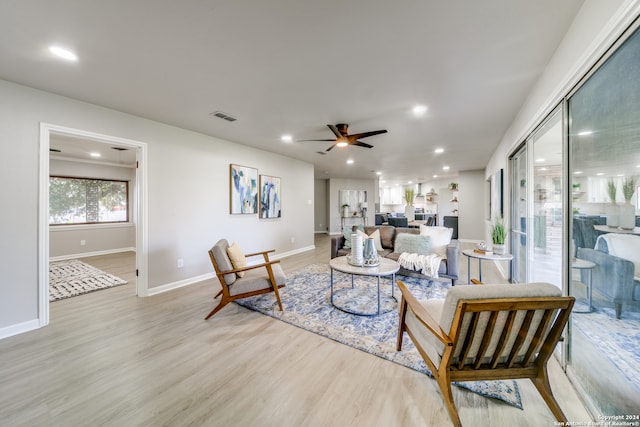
(437, 372, 462, 427)
(531, 367, 568, 423)
(273, 285, 283, 311)
(205, 298, 229, 320)
(396, 297, 407, 351)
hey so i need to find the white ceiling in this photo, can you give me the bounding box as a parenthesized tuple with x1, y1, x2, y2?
(0, 0, 585, 185)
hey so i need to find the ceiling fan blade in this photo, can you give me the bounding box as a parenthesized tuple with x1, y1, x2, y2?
(348, 129, 387, 140)
(353, 140, 373, 149)
(326, 144, 337, 152)
(297, 139, 337, 142)
(327, 124, 343, 139)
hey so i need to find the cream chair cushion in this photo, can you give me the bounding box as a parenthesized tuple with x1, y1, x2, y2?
(227, 242, 248, 278)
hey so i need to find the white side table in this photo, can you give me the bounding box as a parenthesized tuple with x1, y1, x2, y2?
(462, 249, 513, 284)
(572, 258, 596, 313)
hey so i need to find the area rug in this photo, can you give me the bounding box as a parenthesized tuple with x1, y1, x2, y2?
(572, 306, 640, 392)
(49, 259, 128, 301)
(236, 263, 523, 409)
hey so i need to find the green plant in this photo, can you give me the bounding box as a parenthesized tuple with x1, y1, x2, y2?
(448, 182, 458, 191)
(341, 203, 349, 208)
(404, 188, 415, 205)
(491, 217, 506, 245)
(607, 179, 617, 203)
(622, 176, 637, 202)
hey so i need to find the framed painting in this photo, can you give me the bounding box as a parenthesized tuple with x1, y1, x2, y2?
(230, 164, 258, 214)
(259, 175, 281, 219)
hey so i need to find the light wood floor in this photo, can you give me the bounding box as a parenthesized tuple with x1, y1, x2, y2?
(0, 235, 592, 426)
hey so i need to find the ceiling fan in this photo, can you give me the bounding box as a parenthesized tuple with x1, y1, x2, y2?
(298, 123, 387, 151)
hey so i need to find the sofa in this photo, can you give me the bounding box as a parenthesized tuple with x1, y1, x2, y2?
(577, 233, 640, 318)
(330, 225, 460, 285)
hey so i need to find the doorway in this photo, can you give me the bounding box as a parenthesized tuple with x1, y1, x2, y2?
(38, 123, 148, 327)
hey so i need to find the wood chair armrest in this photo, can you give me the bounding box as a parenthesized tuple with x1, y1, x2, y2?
(244, 249, 276, 258)
(397, 280, 452, 346)
(219, 259, 281, 275)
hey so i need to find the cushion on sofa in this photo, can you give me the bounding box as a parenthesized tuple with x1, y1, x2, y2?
(393, 233, 432, 255)
(357, 229, 383, 251)
(342, 224, 364, 249)
(365, 225, 395, 249)
(420, 226, 453, 257)
(597, 233, 640, 276)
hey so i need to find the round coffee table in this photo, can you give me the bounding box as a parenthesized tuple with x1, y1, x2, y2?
(329, 256, 400, 316)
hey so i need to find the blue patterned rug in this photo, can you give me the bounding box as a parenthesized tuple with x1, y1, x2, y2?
(236, 263, 522, 409)
(572, 305, 640, 392)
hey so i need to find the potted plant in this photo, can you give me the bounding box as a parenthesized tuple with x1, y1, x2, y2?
(341, 203, 350, 218)
(492, 217, 506, 254)
(404, 188, 415, 221)
(620, 176, 637, 229)
(606, 179, 619, 227)
(448, 182, 458, 191)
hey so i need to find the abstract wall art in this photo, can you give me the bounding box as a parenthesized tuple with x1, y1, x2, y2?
(230, 164, 258, 214)
(259, 174, 281, 219)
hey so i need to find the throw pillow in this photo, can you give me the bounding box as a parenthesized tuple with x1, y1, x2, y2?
(226, 242, 248, 278)
(357, 229, 383, 251)
(342, 225, 365, 249)
(393, 233, 432, 255)
(419, 225, 453, 257)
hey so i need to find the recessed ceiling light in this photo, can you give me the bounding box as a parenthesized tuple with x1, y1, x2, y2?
(434, 148, 444, 154)
(376, 171, 382, 176)
(49, 45, 78, 61)
(577, 130, 593, 136)
(540, 167, 548, 171)
(90, 152, 101, 158)
(536, 158, 545, 163)
(433, 174, 438, 178)
(574, 171, 583, 175)
(442, 166, 450, 171)
(281, 134, 292, 142)
(412, 105, 427, 116)
(596, 172, 605, 176)
(408, 181, 413, 184)
(346, 159, 354, 164)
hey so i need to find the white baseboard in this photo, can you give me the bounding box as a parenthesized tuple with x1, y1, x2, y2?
(146, 245, 316, 296)
(146, 272, 215, 296)
(50, 247, 136, 262)
(0, 318, 41, 340)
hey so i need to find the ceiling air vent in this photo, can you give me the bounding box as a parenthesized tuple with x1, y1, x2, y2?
(210, 111, 237, 122)
(111, 147, 129, 151)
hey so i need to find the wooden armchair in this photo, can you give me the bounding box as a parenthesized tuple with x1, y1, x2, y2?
(205, 239, 285, 320)
(396, 280, 574, 427)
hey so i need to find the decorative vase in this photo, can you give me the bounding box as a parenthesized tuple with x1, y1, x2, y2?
(348, 234, 364, 266)
(404, 204, 415, 222)
(606, 204, 619, 228)
(342, 206, 349, 218)
(363, 238, 379, 266)
(493, 243, 506, 255)
(619, 202, 636, 230)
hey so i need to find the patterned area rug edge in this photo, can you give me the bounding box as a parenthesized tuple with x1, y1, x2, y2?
(49, 259, 128, 302)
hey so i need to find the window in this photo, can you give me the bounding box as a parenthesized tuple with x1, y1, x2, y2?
(49, 176, 128, 225)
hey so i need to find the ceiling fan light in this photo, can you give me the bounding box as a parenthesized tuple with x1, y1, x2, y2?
(336, 141, 348, 148)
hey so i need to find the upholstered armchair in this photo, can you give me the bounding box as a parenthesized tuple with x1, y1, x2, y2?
(205, 239, 285, 319)
(396, 280, 574, 426)
(577, 233, 640, 318)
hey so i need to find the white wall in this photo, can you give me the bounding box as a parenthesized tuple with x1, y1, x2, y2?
(485, 0, 637, 238)
(49, 158, 136, 258)
(314, 179, 328, 233)
(457, 170, 486, 242)
(0, 79, 315, 333)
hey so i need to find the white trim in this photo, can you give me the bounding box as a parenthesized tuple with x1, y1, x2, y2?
(146, 273, 215, 296)
(49, 247, 136, 262)
(50, 222, 134, 232)
(0, 319, 41, 340)
(270, 245, 315, 260)
(39, 123, 150, 331)
(50, 153, 136, 169)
